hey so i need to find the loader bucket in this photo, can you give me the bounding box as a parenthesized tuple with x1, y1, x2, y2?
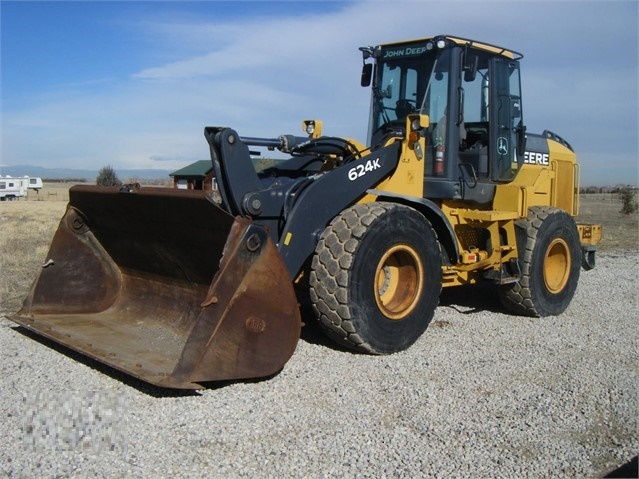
(10, 185, 301, 389)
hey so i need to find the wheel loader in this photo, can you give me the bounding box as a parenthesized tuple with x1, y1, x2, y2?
(10, 35, 601, 389)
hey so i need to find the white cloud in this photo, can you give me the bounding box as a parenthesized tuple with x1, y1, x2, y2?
(2, 0, 637, 185)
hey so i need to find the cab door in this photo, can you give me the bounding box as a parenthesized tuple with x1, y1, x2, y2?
(489, 58, 525, 182)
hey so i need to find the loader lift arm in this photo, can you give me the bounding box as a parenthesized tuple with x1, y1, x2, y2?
(205, 126, 403, 278)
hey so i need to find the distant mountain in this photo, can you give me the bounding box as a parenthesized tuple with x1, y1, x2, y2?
(0, 165, 173, 181)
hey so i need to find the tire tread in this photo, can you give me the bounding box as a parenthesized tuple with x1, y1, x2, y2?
(500, 206, 580, 317)
(310, 202, 441, 353)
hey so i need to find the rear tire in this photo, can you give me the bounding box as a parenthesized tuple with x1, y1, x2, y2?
(499, 206, 581, 317)
(309, 202, 442, 354)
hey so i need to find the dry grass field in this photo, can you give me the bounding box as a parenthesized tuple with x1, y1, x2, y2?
(0, 196, 67, 313)
(577, 193, 639, 251)
(1, 186, 637, 315)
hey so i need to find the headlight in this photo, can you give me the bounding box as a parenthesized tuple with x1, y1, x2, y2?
(305, 121, 315, 135)
(302, 120, 323, 138)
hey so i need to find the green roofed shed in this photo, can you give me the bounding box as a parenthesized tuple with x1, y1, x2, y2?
(169, 160, 215, 190)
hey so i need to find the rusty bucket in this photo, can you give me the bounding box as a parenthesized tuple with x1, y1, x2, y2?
(10, 185, 301, 389)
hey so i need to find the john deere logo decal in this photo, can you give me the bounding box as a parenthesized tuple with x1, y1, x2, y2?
(497, 137, 509, 156)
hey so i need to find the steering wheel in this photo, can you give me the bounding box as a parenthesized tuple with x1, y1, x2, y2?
(395, 99, 415, 120)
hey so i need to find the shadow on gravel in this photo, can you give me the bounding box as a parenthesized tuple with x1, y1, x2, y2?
(295, 284, 509, 350)
(438, 283, 504, 314)
(11, 325, 244, 397)
(603, 455, 638, 478)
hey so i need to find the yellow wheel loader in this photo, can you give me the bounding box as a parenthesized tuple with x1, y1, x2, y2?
(10, 35, 601, 389)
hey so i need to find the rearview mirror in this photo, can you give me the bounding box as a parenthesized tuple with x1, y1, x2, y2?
(464, 54, 478, 82)
(361, 63, 373, 87)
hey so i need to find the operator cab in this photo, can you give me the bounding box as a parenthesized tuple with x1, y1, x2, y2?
(361, 35, 526, 203)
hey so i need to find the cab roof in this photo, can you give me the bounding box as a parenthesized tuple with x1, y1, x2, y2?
(380, 35, 523, 60)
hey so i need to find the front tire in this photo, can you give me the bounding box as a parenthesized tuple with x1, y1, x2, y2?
(499, 207, 581, 317)
(309, 202, 442, 354)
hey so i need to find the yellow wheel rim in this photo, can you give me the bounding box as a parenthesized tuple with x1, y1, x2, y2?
(374, 244, 424, 320)
(543, 238, 571, 294)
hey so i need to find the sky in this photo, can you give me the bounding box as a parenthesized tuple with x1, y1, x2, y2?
(1, 0, 637, 186)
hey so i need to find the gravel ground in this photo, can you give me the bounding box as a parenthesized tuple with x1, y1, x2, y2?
(1, 251, 637, 478)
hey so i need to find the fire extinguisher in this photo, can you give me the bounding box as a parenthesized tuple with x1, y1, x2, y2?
(434, 143, 445, 176)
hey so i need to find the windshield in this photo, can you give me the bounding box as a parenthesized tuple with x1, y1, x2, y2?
(370, 42, 443, 135)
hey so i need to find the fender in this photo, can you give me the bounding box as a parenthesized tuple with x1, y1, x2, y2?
(367, 189, 459, 265)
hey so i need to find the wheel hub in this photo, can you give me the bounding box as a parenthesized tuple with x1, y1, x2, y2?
(543, 238, 571, 294)
(374, 244, 424, 320)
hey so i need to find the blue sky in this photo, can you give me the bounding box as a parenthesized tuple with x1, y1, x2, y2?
(1, 0, 637, 186)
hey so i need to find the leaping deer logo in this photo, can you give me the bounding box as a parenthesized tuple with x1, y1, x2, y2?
(497, 137, 509, 156)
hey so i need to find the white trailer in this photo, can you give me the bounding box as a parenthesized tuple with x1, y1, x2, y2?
(27, 177, 43, 190)
(0, 176, 43, 200)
